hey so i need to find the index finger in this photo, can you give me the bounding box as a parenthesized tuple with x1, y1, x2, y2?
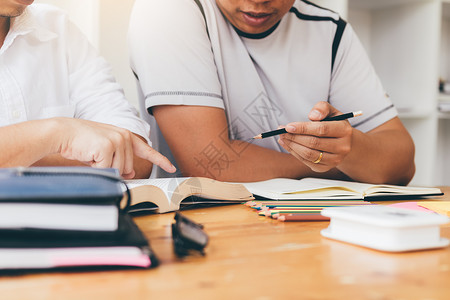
(285, 120, 350, 138)
(131, 136, 176, 173)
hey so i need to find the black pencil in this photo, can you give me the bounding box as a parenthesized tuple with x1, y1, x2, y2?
(252, 111, 362, 139)
(322, 111, 363, 121)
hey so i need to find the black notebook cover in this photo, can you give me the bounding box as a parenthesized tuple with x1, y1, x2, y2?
(0, 213, 158, 272)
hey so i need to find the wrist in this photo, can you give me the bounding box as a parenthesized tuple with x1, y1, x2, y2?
(43, 117, 69, 155)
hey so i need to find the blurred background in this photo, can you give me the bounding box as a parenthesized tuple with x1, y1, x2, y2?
(35, 0, 450, 187)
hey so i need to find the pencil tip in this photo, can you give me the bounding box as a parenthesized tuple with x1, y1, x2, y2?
(354, 111, 363, 117)
(253, 134, 262, 139)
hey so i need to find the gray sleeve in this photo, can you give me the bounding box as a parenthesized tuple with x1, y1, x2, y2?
(330, 23, 397, 133)
(128, 0, 224, 115)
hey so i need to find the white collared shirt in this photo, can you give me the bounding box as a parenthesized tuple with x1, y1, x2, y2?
(0, 4, 150, 142)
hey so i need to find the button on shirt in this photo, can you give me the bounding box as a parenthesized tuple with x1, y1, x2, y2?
(0, 4, 150, 142)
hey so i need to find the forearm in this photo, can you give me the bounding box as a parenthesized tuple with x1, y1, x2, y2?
(338, 128, 415, 185)
(173, 136, 346, 182)
(154, 105, 347, 182)
(0, 119, 60, 167)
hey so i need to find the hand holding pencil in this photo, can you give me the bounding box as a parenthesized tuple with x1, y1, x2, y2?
(268, 101, 362, 173)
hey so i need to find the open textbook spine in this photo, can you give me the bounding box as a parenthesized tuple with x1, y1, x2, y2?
(125, 177, 254, 213)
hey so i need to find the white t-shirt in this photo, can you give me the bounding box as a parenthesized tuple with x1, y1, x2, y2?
(0, 4, 150, 142)
(129, 0, 397, 177)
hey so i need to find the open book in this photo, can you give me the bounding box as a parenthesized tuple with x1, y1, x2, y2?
(125, 177, 254, 213)
(242, 177, 443, 201)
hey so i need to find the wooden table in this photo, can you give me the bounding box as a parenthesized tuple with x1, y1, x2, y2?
(1, 189, 449, 299)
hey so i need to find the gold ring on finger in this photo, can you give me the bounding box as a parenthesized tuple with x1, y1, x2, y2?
(313, 152, 323, 164)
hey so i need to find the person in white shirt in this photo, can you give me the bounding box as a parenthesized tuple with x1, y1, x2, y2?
(0, 0, 176, 178)
(128, 0, 415, 185)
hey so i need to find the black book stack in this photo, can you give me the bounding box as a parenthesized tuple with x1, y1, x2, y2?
(0, 167, 158, 273)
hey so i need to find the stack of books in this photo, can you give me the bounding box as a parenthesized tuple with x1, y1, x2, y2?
(0, 167, 158, 272)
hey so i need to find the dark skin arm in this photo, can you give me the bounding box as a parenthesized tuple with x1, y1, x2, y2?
(154, 102, 415, 185)
(153, 105, 348, 182)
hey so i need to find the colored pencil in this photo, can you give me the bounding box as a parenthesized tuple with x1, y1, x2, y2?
(277, 213, 330, 221)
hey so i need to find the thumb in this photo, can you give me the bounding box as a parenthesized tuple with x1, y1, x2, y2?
(308, 101, 338, 121)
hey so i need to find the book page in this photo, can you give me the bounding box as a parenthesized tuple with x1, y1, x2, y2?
(363, 185, 443, 196)
(126, 177, 252, 213)
(301, 178, 442, 197)
(242, 178, 365, 200)
(175, 177, 254, 205)
(126, 178, 190, 206)
(242, 177, 442, 200)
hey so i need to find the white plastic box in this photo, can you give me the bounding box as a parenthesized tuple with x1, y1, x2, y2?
(321, 205, 450, 252)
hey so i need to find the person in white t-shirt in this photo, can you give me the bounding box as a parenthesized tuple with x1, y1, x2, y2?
(0, 0, 176, 178)
(128, 0, 415, 184)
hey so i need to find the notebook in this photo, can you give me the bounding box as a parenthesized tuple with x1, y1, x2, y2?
(0, 167, 125, 232)
(242, 177, 443, 201)
(0, 213, 158, 272)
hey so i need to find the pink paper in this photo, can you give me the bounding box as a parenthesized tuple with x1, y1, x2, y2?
(52, 254, 151, 268)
